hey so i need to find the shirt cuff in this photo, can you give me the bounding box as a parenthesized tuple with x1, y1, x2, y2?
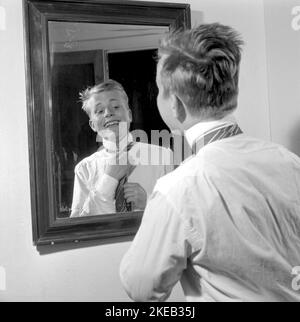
(94, 173, 119, 199)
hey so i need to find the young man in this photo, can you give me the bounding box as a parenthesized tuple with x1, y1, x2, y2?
(120, 23, 300, 302)
(70, 80, 173, 217)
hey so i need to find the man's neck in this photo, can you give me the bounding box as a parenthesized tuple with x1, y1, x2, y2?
(102, 133, 133, 154)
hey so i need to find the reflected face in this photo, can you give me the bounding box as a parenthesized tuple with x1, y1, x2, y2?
(156, 59, 182, 133)
(87, 90, 132, 140)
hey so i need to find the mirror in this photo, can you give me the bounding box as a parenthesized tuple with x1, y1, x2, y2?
(49, 22, 170, 219)
(24, 0, 191, 246)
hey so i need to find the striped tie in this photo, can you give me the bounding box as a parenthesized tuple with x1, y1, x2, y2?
(192, 123, 243, 155)
(115, 142, 136, 213)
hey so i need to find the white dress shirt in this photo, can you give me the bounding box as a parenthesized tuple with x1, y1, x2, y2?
(120, 116, 300, 302)
(71, 135, 173, 217)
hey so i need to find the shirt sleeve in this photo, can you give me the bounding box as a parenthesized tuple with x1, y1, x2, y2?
(70, 165, 89, 217)
(120, 190, 190, 302)
(70, 164, 119, 217)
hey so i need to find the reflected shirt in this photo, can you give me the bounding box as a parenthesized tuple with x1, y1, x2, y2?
(120, 119, 300, 302)
(70, 136, 173, 217)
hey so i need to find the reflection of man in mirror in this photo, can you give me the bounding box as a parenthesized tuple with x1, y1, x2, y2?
(70, 80, 173, 217)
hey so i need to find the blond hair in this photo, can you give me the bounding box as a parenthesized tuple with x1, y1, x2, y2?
(158, 23, 244, 119)
(80, 79, 129, 116)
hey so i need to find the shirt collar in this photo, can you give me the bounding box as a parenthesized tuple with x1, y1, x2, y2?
(102, 133, 134, 154)
(185, 114, 237, 148)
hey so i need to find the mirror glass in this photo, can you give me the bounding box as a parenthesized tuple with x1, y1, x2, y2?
(48, 22, 171, 219)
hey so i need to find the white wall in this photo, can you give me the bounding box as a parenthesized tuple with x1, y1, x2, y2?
(264, 0, 300, 156)
(0, 0, 270, 301)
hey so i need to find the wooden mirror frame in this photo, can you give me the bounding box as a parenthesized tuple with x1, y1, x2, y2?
(23, 0, 191, 247)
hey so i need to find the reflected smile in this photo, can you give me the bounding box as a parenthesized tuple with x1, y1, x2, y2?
(104, 120, 121, 128)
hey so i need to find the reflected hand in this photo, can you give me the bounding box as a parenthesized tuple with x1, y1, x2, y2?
(105, 151, 135, 181)
(124, 182, 147, 211)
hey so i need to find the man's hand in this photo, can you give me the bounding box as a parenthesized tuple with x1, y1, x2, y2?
(105, 164, 135, 181)
(104, 150, 135, 181)
(124, 183, 147, 211)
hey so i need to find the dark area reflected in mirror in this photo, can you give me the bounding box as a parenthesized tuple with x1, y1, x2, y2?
(48, 22, 170, 218)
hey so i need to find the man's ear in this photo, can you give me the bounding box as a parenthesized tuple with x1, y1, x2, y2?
(89, 120, 97, 132)
(171, 94, 187, 124)
(128, 108, 133, 123)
